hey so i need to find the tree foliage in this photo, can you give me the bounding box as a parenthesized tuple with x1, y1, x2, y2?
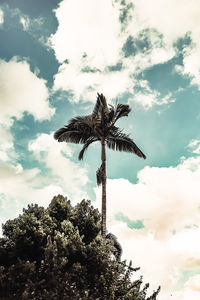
(0, 195, 160, 299)
(54, 93, 146, 166)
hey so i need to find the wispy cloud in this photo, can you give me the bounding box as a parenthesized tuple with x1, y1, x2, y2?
(0, 8, 4, 25)
(188, 139, 200, 154)
(176, 44, 200, 89)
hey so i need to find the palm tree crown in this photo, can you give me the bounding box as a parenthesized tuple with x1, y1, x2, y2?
(54, 93, 146, 236)
(54, 93, 146, 160)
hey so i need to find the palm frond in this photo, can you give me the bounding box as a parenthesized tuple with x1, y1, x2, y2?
(92, 93, 110, 124)
(54, 115, 97, 143)
(92, 94, 102, 116)
(67, 116, 94, 131)
(54, 126, 68, 140)
(54, 93, 146, 159)
(108, 104, 115, 123)
(106, 103, 131, 127)
(106, 133, 146, 159)
(78, 138, 98, 160)
(114, 104, 131, 122)
(54, 128, 94, 144)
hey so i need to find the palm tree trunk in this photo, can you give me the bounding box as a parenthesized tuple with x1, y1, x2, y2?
(101, 138, 106, 237)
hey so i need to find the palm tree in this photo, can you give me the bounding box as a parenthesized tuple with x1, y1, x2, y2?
(54, 93, 146, 237)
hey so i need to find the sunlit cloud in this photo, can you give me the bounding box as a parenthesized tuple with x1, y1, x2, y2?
(132, 0, 200, 44)
(0, 57, 54, 124)
(132, 0, 200, 89)
(0, 162, 63, 221)
(0, 57, 54, 164)
(50, 0, 123, 67)
(170, 274, 200, 300)
(0, 133, 89, 233)
(94, 142, 200, 299)
(51, 0, 176, 106)
(28, 133, 89, 202)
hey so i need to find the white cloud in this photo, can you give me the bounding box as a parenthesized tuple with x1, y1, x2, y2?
(0, 58, 54, 124)
(0, 162, 63, 223)
(186, 274, 200, 291)
(94, 147, 200, 299)
(50, 0, 200, 102)
(132, 0, 200, 44)
(0, 125, 15, 162)
(51, 0, 175, 106)
(128, 79, 174, 108)
(19, 13, 45, 45)
(0, 8, 4, 25)
(19, 14, 44, 33)
(53, 50, 174, 106)
(0, 133, 89, 236)
(0, 133, 88, 236)
(54, 62, 133, 103)
(20, 16, 30, 31)
(188, 139, 200, 154)
(149, 47, 175, 66)
(0, 57, 55, 167)
(0, 58, 58, 229)
(170, 228, 200, 269)
(96, 158, 200, 238)
(176, 44, 200, 89)
(131, 0, 200, 89)
(28, 133, 89, 201)
(170, 274, 200, 300)
(50, 0, 123, 67)
(51, 0, 130, 103)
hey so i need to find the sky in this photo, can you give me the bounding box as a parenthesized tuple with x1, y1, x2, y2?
(0, 0, 200, 298)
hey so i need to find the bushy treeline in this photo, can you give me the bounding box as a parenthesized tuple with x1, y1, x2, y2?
(0, 195, 160, 299)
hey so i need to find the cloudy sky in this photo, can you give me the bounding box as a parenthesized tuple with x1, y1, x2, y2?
(1, 0, 200, 298)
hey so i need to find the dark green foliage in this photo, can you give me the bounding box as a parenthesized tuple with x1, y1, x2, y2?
(0, 195, 160, 299)
(54, 93, 146, 162)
